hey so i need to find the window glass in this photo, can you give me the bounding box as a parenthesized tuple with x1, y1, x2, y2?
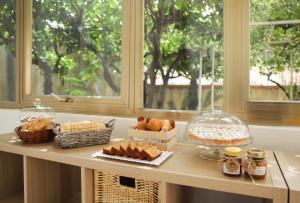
(250, 0, 300, 101)
(32, 0, 122, 97)
(0, 0, 16, 102)
(144, 0, 224, 111)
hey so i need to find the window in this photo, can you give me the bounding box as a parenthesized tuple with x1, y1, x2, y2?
(0, 0, 298, 125)
(30, 0, 122, 97)
(250, 0, 300, 102)
(0, 0, 16, 102)
(143, 0, 224, 111)
(21, 0, 134, 115)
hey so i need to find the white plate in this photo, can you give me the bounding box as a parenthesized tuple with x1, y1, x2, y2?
(92, 150, 173, 166)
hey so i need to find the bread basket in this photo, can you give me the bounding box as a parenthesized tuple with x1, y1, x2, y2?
(14, 126, 56, 144)
(54, 119, 116, 149)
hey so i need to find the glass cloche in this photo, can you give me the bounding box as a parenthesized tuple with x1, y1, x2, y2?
(19, 98, 55, 124)
(184, 107, 253, 160)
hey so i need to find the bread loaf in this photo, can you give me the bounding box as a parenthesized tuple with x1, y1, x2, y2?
(60, 120, 105, 132)
(103, 141, 162, 161)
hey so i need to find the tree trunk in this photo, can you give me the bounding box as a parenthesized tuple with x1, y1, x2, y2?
(187, 71, 199, 110)
(37, 58, 53, 95)
(156, 79, 168, 109)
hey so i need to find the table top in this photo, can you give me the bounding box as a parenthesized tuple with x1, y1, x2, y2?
(0, 133, 287, 200)
(274, 151, 300, 203)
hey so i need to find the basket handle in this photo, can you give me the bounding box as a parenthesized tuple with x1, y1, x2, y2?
(119, 176, 136, 189)
(106, 119, 116, 128)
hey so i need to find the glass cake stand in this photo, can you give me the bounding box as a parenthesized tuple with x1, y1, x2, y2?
(194, 139, 253, 161)
(184, 107, 253, 161)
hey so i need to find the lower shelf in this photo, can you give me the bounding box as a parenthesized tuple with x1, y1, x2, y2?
(25, 157, 81, 203)
(0, 151, 23, 203)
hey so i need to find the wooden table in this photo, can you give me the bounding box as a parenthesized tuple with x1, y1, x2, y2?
(275, 151, 300, 203)
(0, 133, 288, 203)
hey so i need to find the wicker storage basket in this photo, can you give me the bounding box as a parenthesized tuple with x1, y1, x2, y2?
(14, 126, 56, 144)
(55, 119, 115, 149)
(94, 170, 161, 203)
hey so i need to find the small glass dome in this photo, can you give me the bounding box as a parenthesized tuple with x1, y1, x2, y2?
(19, 98, 55, 124)
(184, 107, 252, 147)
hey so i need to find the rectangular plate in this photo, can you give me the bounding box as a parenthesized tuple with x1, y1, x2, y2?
(92, 150, 173, 166)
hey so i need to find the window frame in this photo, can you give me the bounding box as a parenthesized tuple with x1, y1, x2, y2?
(20, 0, 135, 116)
(0, 0, 299, 125)
(0, 0, 21, 108)
(225, 0, 300, 126)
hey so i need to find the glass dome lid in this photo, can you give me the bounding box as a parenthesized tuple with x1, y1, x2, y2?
(184, 107, 252, 147)
(19, 98, 55, 123)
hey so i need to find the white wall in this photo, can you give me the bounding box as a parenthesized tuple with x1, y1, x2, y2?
(1, 108, 299, 153)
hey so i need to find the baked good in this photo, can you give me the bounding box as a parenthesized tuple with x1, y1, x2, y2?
(20, 117, 52, 132)
(103, 146, 113, 155)
(135, 117, 175, 132)
(103, 141, 162, 161)
(111, 144, 122, 156)
(59, 120, 105, 133)
(143, 146, 162, 161)
(136, 117, 147, 130)
(145, 118, 162, 131)
(127, 142, 137, 158)
(120, 142, 129, 157)
(162, 120, 175, 132)
(187, 124, 250, 145)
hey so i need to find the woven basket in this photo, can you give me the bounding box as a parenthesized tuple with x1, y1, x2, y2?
(94, 170, 161, 203)
(55, 119, 115, 149)
(14, 126, 56, 144)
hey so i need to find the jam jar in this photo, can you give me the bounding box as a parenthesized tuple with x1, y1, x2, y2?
(243, 148, 267, 179)
(223, 147, 242, 177)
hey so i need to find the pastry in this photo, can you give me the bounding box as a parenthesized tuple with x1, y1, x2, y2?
(136, 117, 175, 132)
(187, 124, 250, 144)
(145, 118, 162, 131)
(136, 117, 147, 130)
(162, 120, 175, 132)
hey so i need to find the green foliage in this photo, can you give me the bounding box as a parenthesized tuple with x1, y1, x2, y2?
(251, 0, 300, 100)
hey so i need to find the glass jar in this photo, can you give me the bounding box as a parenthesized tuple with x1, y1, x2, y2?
(223, 147, 242, 177)
(19, 98, 55, 124)
(243, 148, 267, 179)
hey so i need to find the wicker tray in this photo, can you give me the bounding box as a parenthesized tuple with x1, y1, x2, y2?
(54, 119, 115, 149)
(14, 126, 56, 144)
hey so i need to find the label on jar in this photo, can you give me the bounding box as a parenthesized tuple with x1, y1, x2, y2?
(223, 163, 240, 175)
(252, 166, 266, 176)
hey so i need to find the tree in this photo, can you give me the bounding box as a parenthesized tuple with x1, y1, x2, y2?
(251, 0, 300, 100)
(144, 0, 223, 110)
